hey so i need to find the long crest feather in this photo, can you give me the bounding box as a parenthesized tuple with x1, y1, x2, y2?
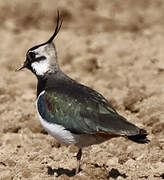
(47, 11, 63, 43)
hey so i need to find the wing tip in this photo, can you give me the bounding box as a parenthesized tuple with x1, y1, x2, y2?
(127, 128, 150, 144)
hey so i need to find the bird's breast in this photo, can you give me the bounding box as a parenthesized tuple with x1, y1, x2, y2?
(36, 91, 77, 145)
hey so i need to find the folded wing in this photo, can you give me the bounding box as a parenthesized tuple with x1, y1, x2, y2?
(37, 90, 149, 144)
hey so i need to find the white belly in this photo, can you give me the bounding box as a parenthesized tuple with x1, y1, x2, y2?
(36, 91, 107, 148)
(36, 91, 77, 145)
(37, 109, 106, 147)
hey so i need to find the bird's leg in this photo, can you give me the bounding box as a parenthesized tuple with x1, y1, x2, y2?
(75, 148, 82, 174)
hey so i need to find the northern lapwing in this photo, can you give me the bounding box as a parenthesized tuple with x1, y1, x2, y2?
(17, 12, 149, 174)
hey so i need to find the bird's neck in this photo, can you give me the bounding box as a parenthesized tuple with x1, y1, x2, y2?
(37, 75, 47, 97)
(36, 70, 73, 97)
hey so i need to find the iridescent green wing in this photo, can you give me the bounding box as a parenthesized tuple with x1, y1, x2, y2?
(37, 90, 139, 136)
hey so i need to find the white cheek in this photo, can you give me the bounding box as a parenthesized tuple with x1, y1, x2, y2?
(31, 61, 49, 76)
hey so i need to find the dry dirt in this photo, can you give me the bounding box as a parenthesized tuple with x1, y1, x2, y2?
(0, 0, 164, 180)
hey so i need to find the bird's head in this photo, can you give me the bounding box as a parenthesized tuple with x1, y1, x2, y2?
(17, 12, 62, 77)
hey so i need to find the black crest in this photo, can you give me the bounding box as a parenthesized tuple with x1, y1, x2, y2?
(27, 11, 63, 52)
(46, 10, 63, 43)
(16, 11, 63, 71)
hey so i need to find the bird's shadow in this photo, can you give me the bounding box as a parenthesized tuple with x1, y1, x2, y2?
(108, 168, 128, 179)
(91, 163, 127, 179)
(47, 166, 82, 177)
(47, 165, 127, 179)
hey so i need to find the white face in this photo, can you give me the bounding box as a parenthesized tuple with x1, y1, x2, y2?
(31, 44, 57, 76)
(30, 45, 50, 76)
(31, 58, 49, 76)
(25, 42, 59, 76)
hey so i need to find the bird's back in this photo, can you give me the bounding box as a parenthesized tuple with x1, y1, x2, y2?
(37, 72, 149, 144)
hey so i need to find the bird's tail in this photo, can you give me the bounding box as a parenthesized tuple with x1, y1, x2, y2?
(127, 129, 150, 144)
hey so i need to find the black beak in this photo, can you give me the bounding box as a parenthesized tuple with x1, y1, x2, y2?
(16, 65, 25, 71)
(16, 61, 28, 71)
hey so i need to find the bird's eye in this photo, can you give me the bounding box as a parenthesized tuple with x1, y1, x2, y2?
(28, 51, 36, 60)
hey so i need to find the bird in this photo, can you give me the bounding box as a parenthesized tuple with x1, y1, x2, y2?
(17, 12, 149, 175)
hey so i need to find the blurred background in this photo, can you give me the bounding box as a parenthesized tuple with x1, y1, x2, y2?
(0, 0, 164, 179)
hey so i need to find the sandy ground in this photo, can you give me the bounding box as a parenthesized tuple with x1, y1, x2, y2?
(0, 0, 164, 179)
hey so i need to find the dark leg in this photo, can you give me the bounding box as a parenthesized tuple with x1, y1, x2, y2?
(76, 148, 82, 174)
